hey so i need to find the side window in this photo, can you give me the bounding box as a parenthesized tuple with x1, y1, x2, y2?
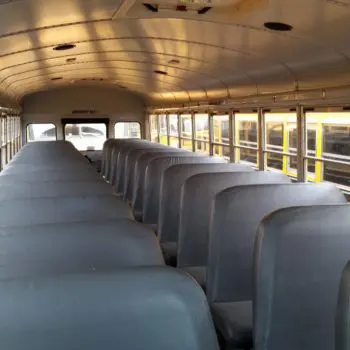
(26, 123, 56, 142)
(65, 123, 106, 151)
(115, 122, 141, 139)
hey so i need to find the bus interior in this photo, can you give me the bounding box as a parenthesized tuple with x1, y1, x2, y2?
(0, 1, 350, 349)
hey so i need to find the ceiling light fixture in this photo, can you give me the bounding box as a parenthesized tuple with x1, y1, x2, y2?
(169, 59, 180, 64)
(154, 70, 168, 75)
(51, 77, 63, 81)
(66, 57, 77, 63)
(53, 43, 76, 51)
(264, 22, 293, 31)
(143, 3, 158, 12)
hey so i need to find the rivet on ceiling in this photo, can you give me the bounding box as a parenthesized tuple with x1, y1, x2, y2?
(169, 59, 180, 64)
(264, 22, 293, 31)
(53, 43, 76, 51)
(154, 70, 168, 75)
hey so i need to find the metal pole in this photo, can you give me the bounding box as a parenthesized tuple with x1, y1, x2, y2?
(166, 113, 170, 146)
(230, 110, 235, 163)
(258, 107, 265, 171)
(191, 112, 196, 152)
(297, 104, 307, 182)
(208, 112, 214, 156)
(177, 113, 182, 149)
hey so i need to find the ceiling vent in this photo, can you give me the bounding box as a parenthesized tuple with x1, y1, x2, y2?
(154, 70, 168, 75)
(53, 43, 76, 51)
(113, 0, 268, 20)
(78, 78, 104, 82)
(143, 2, 212, 14)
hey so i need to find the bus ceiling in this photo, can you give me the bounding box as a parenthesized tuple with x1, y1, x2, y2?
(0, 0, 350, 107)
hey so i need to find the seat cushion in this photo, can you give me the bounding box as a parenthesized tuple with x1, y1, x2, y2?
(161, 242, 177, 267)
(182, 266, 207, 289)
(211, 301, 253, 349)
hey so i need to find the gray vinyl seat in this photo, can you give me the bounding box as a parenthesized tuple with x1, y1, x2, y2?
(103, 139, 133, 183)
(1, 163, 96, 173)
(0, 180, 115, 200)
(122, 145, 181, 201)
(177, 171, 291, 288)
(111, 142, 158, 191)
(0, 195, 133, 227)
(101, 138, 114, 175)
(157, 163, 253, 265)
(108, 139, 150, 185)
(254, 205, 350, 350)
(0, 169, 103, 182)
(142, 156, 225, 225)
(101, 138, 121, 179)
(0, 267, 220, 350)
(336, 261, 350, 350)
(208, 183, 346, 350)
(0, 219, 164, 279)
(131, 151, 202, 221)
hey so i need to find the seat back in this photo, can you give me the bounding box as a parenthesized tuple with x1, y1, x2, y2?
(122, 146, 180, 200)
(254, 205, 350, 350)
(0, 169, 102, 182)
(207, 183, 347, 303)
(177, 172, 291, 268)
(132, 151, 199, 215)
(101, 138, 116, 178)
(0, 195, 133, 227)
(158, 163, 252, 244)
(115, 145, 167, 194)
(0, 267, 220, 350)
(0, 180, 114, 200)
(142, 156, 226, 225)
(108, 139, 147, 184)
(0, 219, 164, 279)
(336, 261, 350, 350)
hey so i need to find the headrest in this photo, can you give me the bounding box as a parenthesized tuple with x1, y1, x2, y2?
(254, 205, 350, 350)
(0, 267, 219, 350)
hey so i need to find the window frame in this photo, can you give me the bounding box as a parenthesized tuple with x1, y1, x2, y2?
(26, 122, 58, 143)
(114, 121, 142, 139)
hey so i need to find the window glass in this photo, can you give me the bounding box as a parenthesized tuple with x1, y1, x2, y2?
(158, 114, 167, 135)
(237, 114, 258, 145)
(150, 114, 159, 143)
(180, 114, 192, 139)
(65, 123, 106, 151)
(306, 112, 350, 188)
(195, 114, 209, 141)
(240, 149, 258, 165)
(180, 138, 193, 151)
(266, 122, 283, 150)
(213, 144, 230, 161)
(168, 114, 179, 136)
(26, 123, 56, 142)
(195, 140, 210, 155)
(169, 137, 179, 148)
(264, 113, 297, 175)
(115, 122, 141, 139)
(158, 114, 168, 145)
(235, 113, 258, 166)
(213, 115, 229, 144)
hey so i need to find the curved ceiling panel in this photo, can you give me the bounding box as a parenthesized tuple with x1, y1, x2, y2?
(0, 0, 350, 105)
